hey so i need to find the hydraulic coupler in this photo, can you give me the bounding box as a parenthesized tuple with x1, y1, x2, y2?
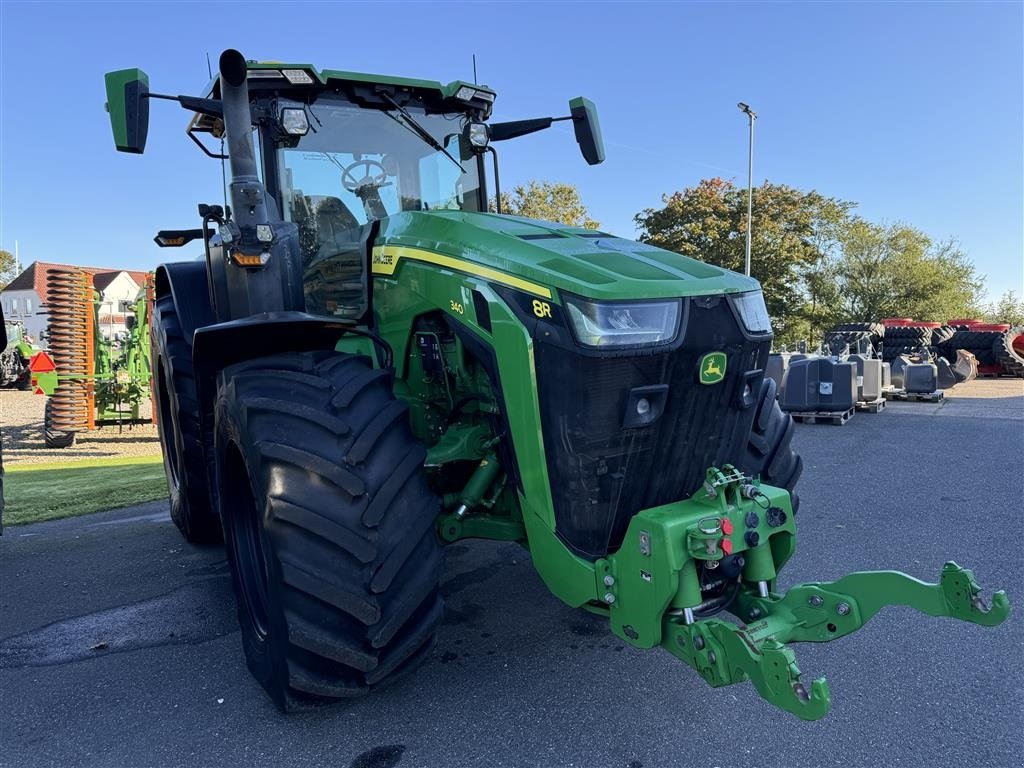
(596, 466, 1010, 720)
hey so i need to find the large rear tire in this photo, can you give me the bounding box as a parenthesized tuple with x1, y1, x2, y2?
(214, 351, 443, 711)
(152, 294, 221, 544)
(15, 358, 31, 390)
(996, 332, 1024, 378)
(740, 378, 802, 513)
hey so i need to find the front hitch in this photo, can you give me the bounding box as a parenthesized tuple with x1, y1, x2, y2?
(665, 562, 1008, 720)
(600, 468, 1010, 721)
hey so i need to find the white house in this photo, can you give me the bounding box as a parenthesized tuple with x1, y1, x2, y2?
(1, 261, 150, 344)
(93, 270, 148, 339)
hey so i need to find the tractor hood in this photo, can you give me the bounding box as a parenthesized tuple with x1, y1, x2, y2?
(374, 211, 759, 302)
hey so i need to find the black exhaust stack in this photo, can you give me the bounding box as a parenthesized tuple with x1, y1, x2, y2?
(215, 49, 304, 320)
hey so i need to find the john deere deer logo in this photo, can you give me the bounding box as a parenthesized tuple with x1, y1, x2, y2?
(699, 352, 727, 385)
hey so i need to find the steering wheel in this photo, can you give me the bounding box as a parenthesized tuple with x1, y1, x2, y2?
(341, 159, 390, 192)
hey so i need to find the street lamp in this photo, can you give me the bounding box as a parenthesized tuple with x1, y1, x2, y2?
(737, 102, 757, 277)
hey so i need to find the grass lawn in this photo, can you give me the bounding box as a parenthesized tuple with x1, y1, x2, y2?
(3, 456, 168, 526)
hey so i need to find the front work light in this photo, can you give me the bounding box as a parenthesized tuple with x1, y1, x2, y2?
(281, 108, 309, 136)
(467, 122, 489, 149)
(281, 69, 314, 85)
(564, 297, 681, 348)
(731, 290, 771, 334)
(454, 86, 497, 104)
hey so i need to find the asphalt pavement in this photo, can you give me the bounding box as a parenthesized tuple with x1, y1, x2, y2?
(2, 383, 1022, 768)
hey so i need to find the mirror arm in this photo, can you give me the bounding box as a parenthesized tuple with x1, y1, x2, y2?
(146, 92, 224, 120)
(488, 117, 554, 142)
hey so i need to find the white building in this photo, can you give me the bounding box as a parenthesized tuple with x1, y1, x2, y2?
(1, 261, 150, 344)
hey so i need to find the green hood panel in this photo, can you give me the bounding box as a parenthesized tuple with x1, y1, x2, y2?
(375, 211, 759, 302)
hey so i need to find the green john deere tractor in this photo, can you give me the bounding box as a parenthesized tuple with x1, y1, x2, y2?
(103, 50, 1008, 719)
(1, 320, 37, 390)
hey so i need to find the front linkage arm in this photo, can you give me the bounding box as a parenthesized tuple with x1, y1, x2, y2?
(601, 468, 1011, 721)
(666, 562, 1009, 720)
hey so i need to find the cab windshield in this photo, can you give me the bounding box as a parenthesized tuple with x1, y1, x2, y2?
(277, 98, 482, 253)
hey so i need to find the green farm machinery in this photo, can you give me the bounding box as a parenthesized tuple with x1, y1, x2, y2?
(1, 321, 37, 390)
(102, 50, 1009, 719)
(30, 267, 153, 447)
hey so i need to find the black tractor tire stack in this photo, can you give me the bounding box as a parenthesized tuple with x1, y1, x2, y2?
(214, 351, 444, 711)
(930, 326, 956, 347)
(741, 378, 802, 514)
(935, 329, 1003, 366)
(152, 294, 222, 544)
(881, 325, 930, 363)
(827, 322, 885, 356)
(997, 332, 1024, 378)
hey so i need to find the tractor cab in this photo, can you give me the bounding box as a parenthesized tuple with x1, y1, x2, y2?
(189, 67, 495, 320)
(107, 60, 600, 323)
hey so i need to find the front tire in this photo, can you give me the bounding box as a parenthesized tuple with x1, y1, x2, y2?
(215, 351, 443, 710)
(152, 294, 221, 543)
(740, 378, 803, 513)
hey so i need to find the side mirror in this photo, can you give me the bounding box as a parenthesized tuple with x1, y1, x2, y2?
(104, 68, 150, 153)
(569, 97, 605, 165)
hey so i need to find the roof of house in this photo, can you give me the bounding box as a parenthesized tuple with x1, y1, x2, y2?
(2, 262, 151, 305)
(93, 270, 150, 292)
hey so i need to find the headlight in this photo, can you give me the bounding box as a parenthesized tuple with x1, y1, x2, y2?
(281, 69, 314, 85)
(467, 122, 489, 149)
(732, 290, 771, 334)
(454, 86, 496, 105)
(565, 297, 681, 348)
(280, 107, 309, 136)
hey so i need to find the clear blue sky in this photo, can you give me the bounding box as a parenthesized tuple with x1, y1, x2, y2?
(2, 1, 1021, 300)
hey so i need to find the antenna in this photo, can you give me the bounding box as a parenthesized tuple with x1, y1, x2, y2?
(206, 52, 213, 79)
(472, 54, 478, 84)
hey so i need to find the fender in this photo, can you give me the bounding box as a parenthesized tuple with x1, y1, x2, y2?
(191, 312, 360, 469)
(154, 262, 216, 341)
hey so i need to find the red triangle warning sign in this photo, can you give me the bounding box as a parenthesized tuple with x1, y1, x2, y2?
(29, 352, 56, 373)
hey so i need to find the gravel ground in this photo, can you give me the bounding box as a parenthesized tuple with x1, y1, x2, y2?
(0, 390, 159, 465)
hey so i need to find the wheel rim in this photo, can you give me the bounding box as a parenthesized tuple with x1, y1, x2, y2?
(156, 362, 181, 490)
(223, 444, 272, 641)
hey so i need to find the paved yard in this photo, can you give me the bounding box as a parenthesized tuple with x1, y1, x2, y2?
(1, 378, 1021, 767)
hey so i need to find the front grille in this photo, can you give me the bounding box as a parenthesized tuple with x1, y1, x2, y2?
(534, 296, 769, 560)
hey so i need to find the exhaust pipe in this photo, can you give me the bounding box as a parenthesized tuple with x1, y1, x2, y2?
(213, 49, 304, 319)
(219, 49, 268, 230)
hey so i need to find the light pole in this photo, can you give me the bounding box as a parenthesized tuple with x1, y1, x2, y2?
(737, 102, 757, 277)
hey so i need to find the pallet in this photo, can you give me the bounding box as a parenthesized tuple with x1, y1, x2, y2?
(856, 397, 886, 413)
(790, 407, 855, 426)
(885, 389, 944, 403)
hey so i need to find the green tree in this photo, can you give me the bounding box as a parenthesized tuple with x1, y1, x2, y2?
(492, 180, 599, 229)
(634, 178, 852, 342)
(984, 290, 1024, 327)
(0, 249, 17, 290)
(818, 220, 984, 326)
